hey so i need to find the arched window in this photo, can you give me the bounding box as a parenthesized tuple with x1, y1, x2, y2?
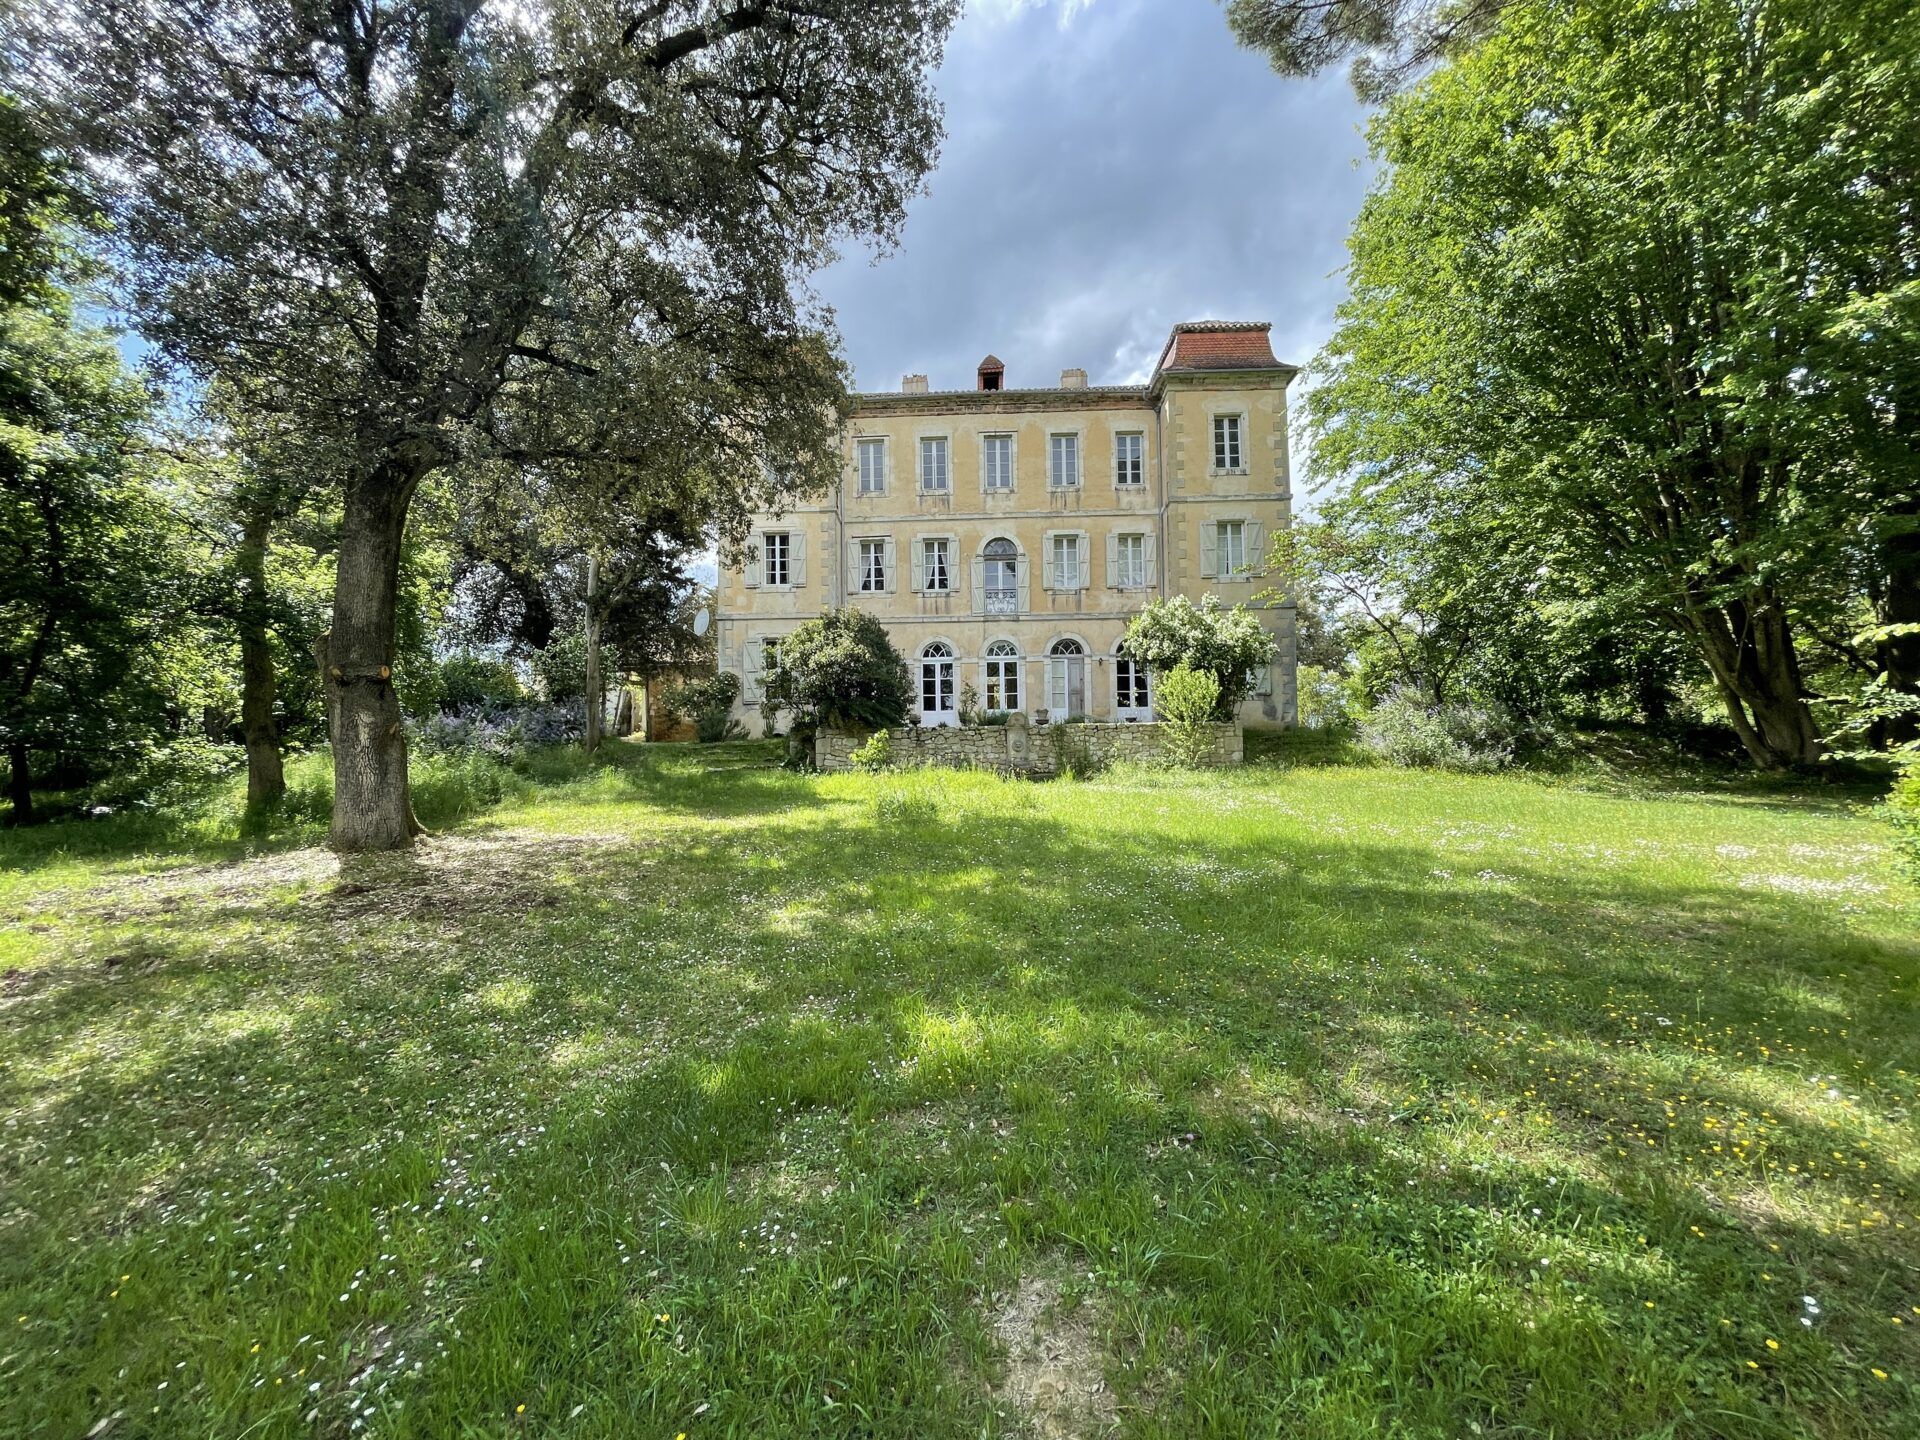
(1046, 638, 1086, 718)
(1114, 653, 1151, 720)
(983, 538, 1018, 614)
(919, 641, 956, 724)
(983, 639, 1021, 713)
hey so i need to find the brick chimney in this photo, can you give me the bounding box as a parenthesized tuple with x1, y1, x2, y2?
(976, 355, 1004, 391)
(901, 373, 928, 394)
(1059, 367, 1087, 389)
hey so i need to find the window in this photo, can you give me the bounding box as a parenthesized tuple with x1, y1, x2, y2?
(1115, 532, 1145, 589)
(762, 637, 781, 674)
(983, 538, 1018, 614)
(1047, 637, 1086, 718)
(919, 436, 949, 493)
(1049, 532, 1082, 589)
(857, 438, 886, 494)
(982, 433, 1014, 492)
(1217, 520, 1247, 576)
(859, 538, 887, 592)
(1116, 657, 1150, 716)
(921, 536, 951, 593)
(1048, 433, 1080, 488)
(762, 531, 790, 587)
(984, 640, 1021, 712)
(919, 641, 956, 721)
(1114, 432, 1144, 487)
(1213, 414, 1244, 472)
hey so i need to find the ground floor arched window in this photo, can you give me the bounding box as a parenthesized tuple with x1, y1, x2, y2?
(1115, 655, 1150, 721)
(919, 641, 957, 725)
(1046, 638, 1085, 720)
(983, 640, 1021, 713)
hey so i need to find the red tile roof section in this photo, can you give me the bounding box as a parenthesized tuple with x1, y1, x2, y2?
(1155, 321, 1282, 375)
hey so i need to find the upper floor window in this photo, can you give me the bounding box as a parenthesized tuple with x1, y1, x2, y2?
(1049, 532, 1084, 589)
(1216, 519, 1247, 576)
(1115, 532, 1145, 589)
(1048, 433, 1080, 489)
(982, 433, 1014, 492)
(1114, 432, 1144, 487)
(763, 531, 791, 587)
(857, 438, 886, 495)
(1213, 414, 1244, 472)
(919, 436, 949, 493)
(859, 538, 887, 592)
(983, 537, 1019, 615)
(921, 536, 952, 593)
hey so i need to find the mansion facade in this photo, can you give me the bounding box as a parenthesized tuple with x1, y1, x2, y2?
(715, 320, 1299, 733)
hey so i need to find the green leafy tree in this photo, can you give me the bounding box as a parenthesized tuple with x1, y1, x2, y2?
(1120, 595, 1275, 720)
(1151, 663, 1224, 767)
(762, 608, 910, 734)
(1223, 0, 1512, 99)
(16, 0, 958, 849)
(1307, 0, 1920, 769)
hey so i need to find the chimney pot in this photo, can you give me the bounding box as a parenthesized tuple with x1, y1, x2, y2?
(901, 373, 928, 394)
(1060, 367, 1088, 389)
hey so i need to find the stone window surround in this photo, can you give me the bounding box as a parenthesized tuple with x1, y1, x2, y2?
(1041, 527, 1091, 592)
(1046, 427, 1085, 490)
(912, 530, 959, 594)
(1113, 429, 1147, 489)
(1207, 407, 1250, 476)
(915, 429, 952, 495)
(853, 434, 890, 495)
(979, 431, 1017, 495)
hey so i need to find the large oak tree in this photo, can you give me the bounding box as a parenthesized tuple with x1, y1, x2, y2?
(13, 0, 956, 848)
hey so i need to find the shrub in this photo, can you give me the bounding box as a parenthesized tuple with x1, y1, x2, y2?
(1890, 760, 1920, 883)
(410, 749, 533, 826)
(412, 703, 584, 762)
(1357, 688, 1516, 771)
(1154, 663, 1223, 767)
(849, 728, 894, 772)
(531, 632, 588, 704)
(762, 608, 911, 732)
(430, 652, 522, 714)
(664, 672, 743, 743)
(87, 737, 244, 813)
(1120, 595, 1274, 719)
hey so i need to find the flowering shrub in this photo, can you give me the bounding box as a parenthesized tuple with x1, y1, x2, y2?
(1120, 595, 1274, 719)
(1358, 688, 1515, 771)
(412, 703, 584, 761)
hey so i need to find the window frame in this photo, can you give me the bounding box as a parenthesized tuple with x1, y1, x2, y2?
(982, 638, 1022, 713)
(855, 436, 887, 496)
(917, 433, 951, 494)
(921, 535, 953, 594)
(980, 432, 1015, 494)
(1217, 519, 1248, 577)
(762, 530, 791, 588)
(1114, 655, 1151, 719)
(1047, 431, 1082, 490)
(1115, 531, 1145, 590)
(1211, 412, 1246, 474)
(858, 537, 888, 593)
(1114, 431, 1145, 488)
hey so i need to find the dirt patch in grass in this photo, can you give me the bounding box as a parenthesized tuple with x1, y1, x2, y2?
(986, 1270, 1116, 1439)
(321, 830, 620, 921)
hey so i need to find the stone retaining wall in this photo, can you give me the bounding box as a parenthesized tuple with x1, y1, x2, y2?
(814, 713, 1242, 775)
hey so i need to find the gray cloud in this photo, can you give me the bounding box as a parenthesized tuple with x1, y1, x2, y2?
(812, 0, 1376, 394)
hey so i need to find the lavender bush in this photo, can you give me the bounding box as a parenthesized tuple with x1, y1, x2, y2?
(412, 703, 585, 762)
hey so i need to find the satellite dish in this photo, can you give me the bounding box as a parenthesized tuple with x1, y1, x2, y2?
(692, 607, 712, 637)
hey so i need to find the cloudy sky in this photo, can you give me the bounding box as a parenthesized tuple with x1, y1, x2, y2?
(812, 0, 1377, 396)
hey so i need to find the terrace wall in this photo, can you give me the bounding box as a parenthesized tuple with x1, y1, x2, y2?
(814, 715, 1241, 775)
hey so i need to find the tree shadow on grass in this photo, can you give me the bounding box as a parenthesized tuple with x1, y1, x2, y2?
(5, 776, 1918, 1436)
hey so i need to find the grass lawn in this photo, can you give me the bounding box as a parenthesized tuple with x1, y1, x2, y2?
(2, 744, 1916, 1438)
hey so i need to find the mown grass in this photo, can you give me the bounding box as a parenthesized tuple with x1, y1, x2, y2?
(2, 743, 1916, 1438)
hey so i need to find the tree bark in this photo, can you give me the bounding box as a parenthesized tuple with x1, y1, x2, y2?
(5, 741, 30, 826)
(1686, 592, 1823, 769)
(236, 507, 286, 811)
(327, 471, 421, 851)
(583, 553, 604, 752)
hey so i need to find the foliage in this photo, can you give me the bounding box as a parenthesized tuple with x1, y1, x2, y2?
(761, 608, 911, 733)
(1890, 762, 1920, 882)
(1153, 663, 1223, 768)
(412, 704, 585, 763)
(430, 653, 523, 715)
(2, 747, 1914, 1437)
(531, 632, 588, 706)
(1224, 0, 1511, 99)
(1358, 687, 1516, 772)
(1307, 0, 1920, 770)
(1120, 595, 1274, 719)
(664, 672, 743, 745)
(848, 728, 895, 773)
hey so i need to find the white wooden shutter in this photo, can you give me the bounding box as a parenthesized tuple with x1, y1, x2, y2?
(1245, 520, 1266, 574)
(745, 640, 763, 700)
(1143, 532, 1159, 586)
(1042, 531, 1058, 590)
(910, 537, 925, 592)
(1105, 531, 1119, 589)
(847, 537, 863, 593)
(790, 530, 807, 588)
(1199, 522, 1219, 579)
(1075, 531, 1091, 590)
(744, 539, 762, 588)
(971, 555, 986, 613)
(882, 537, 897, 594)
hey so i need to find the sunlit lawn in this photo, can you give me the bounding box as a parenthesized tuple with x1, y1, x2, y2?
(2, 743, 1916, 1438)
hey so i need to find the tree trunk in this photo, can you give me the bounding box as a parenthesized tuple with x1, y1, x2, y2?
(1875, 498, 1920, 743)
(1686, 593, 1823, 769)
(583, 553, 604, 752)
(327, 472, 420, 851)
(5, 741, 30, 826)
(237, 508, 286, 811)
(613, 685, 633, 737)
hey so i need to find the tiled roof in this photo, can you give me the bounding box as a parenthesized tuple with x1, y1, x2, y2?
(1155, 321, 1284, 374)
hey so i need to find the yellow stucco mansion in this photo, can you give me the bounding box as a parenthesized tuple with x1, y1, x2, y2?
(715, 320, 1298, 733)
